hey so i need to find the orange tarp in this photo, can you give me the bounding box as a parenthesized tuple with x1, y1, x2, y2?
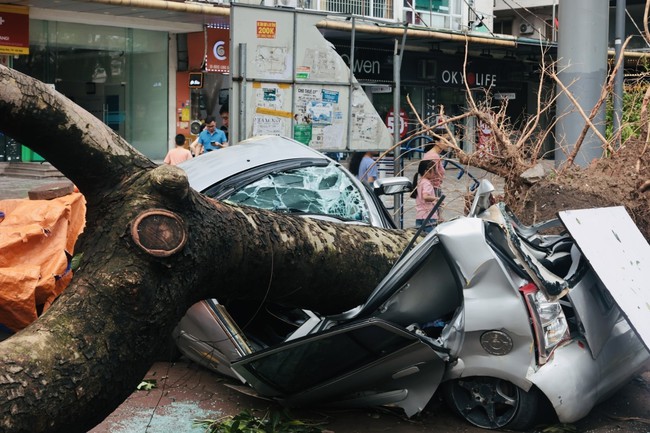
(0, 193, 85, 332)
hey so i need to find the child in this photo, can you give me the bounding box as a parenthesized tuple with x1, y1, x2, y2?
(164, 134, 192, 166)
(411, 159, 441, 233)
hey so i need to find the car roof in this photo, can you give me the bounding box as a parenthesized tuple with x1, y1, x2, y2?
(179, 135, 330, 192)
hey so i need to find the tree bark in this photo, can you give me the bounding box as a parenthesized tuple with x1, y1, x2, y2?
(0, 65, 415, 433)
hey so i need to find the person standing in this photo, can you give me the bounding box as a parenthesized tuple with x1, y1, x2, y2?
(164, 134, 192, 166)
(411, 159, 441, 233)
(350, 151, 379, 187)
(422, 138, 447, 191)
(197, 116, 228, 153)
(190, 121, 206, 157)
(219, 105, 229, 141)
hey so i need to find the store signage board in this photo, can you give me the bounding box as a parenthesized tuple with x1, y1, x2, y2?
(371, 85, 392, 94)
(206, 26, 230, 73)
(189, 72, 204, 89)
(229, 4, 392, 151)
(0, 5, 29, 55)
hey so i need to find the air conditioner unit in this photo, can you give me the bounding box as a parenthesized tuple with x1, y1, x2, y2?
(276, 0, 298, 7)
(519, 23, 534, 35)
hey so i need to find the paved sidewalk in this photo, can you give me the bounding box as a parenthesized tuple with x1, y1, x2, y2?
(1, 159, 505, 227)
(0, 175, 65, 200)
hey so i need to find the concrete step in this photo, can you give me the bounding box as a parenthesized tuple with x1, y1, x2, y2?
(0, 162, 65, 179)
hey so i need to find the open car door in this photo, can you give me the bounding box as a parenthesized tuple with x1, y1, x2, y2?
(559, 206, 650, 353)
(231, 318, 447, 417)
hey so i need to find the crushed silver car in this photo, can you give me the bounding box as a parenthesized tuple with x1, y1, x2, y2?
(174, 143, 649, 431)
(178, 135, 410, 229)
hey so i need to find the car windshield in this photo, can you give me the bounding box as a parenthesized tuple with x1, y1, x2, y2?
(224, 164, 370, 223)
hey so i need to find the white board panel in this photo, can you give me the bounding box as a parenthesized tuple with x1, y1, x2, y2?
(230, 4, 392, 151)
(559, 206, 650, 352)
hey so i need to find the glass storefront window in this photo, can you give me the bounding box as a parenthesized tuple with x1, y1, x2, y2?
(13, 20, 168, 160)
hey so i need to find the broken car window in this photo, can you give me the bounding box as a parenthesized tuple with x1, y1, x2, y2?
(225, 164, 370, 223)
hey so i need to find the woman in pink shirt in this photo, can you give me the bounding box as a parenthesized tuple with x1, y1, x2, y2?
(422, 139, 447, 189)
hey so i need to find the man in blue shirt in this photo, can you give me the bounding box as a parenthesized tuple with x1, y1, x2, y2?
(198, 116, 228, 153)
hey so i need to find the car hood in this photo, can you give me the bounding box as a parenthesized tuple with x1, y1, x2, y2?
(178, 135, 330, 192)
(558, 207, 650, 353)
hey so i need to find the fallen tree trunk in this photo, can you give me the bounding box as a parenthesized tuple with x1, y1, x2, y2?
(0, 65, 415, 433)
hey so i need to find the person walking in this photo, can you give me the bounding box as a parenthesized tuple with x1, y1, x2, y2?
(163, 134, 192, 166)
(197, 115, 228, 153)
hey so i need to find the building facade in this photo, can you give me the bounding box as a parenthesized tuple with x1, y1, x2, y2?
(1, 0, 564, 161)
(0, 3, 225, 162)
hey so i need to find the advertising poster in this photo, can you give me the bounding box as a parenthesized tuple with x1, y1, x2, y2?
(0, 5, 29, 55)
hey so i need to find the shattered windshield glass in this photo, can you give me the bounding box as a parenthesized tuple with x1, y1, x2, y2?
(225, 164, 370, 223)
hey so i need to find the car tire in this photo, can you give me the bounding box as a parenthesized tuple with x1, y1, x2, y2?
(442, 376, 541, 431)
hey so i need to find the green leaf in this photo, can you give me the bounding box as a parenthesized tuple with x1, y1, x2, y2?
(194, 409, 326, 433)
(70, 252, 84, 271)
(136, 379, 157, 391)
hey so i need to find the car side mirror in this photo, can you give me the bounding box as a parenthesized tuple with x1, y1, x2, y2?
(373, 176, 413, 196)
(468, 179, 495, 217)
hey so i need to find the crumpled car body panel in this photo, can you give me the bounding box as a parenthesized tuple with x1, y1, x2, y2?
(174, 185, 650, 429)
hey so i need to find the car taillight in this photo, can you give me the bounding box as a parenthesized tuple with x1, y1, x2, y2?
(520, 283, 570, 365)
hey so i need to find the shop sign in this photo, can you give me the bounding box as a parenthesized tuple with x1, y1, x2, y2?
(440, 69, 497, 88)
(206, 27, 230, 73)
(334, 46, 392, 81)
(340, 53, 381, 78)
(495, 92, 516, 100)
(189, 72, 203, 89)
(0, 5, 29, 55)
(370, 85, 392, 93)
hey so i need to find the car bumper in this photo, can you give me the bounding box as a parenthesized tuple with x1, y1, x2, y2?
(529, 318, 649, 423)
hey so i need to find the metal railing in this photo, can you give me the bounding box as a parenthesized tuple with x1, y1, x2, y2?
(305, 0, 395, 20)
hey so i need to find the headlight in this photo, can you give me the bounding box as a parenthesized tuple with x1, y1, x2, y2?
(521, 283, 570, 365)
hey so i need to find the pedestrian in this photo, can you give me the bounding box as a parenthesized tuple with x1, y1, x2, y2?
(349, 151, 379, 187)
(190, 121, 206, 157)
(197, 115, 228, 153)
(163, 134, 192, 166)
(421, 136, 447, 191)
(219, 105, 229, 141)
(411, 159, 441, 233)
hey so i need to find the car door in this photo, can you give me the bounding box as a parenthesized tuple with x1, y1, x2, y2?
(231, 318, 447, 417)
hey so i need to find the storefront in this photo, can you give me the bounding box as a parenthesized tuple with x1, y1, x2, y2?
(333, 41, 543, 153)
(10, 19, 169, 161)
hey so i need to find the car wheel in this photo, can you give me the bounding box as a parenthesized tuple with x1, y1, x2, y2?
(442, 376, 540, 430)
